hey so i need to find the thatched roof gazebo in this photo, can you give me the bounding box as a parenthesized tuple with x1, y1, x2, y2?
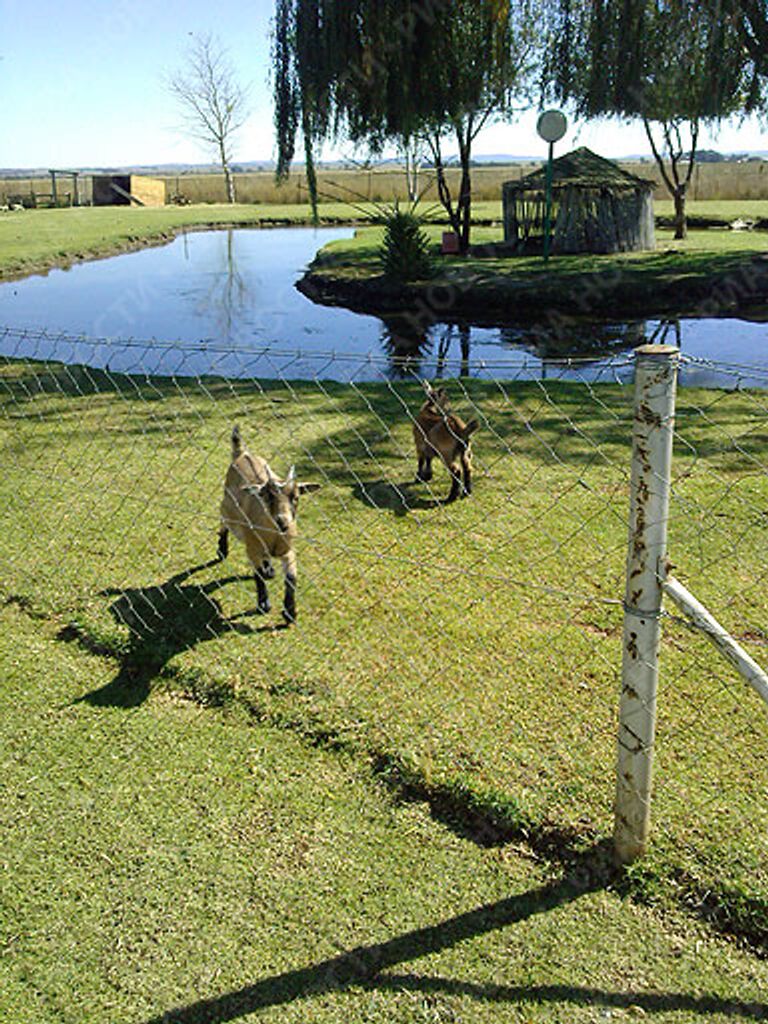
(502, 147, 655, 255)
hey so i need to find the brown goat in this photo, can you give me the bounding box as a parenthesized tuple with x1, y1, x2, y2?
(413, 383, 478, 502)
(217, 425, 318, 623)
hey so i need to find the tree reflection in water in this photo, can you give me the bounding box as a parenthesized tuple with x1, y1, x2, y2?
(500, 319, 648, 362)
(380, 318, 471, 379)
(381, 314, 683, 380)
(648, 318, 682, 347)
(193, 228, 252, 339)
(436, 324, 471, 379)
(380, 316, 432, 379)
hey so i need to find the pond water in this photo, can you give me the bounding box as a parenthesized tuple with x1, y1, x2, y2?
(1, 225, 767, 388)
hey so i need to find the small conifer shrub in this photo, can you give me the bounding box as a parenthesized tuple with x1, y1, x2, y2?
(380, 207, 434, 281)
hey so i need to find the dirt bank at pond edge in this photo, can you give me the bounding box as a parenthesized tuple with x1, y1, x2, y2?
(298, 253, 768, 327)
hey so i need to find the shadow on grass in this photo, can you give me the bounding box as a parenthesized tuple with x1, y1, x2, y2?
(0, 358, 296, 411)
(59, 560, 284, 708)
(369, 976, 766, 1019)
(138, 843, 766, 1024)
(5, 361, 765, 478)
(352, 478, 443, 515)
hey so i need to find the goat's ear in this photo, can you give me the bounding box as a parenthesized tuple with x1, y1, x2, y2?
(464, 419, 479, 438)
(298, 481, 321, 495)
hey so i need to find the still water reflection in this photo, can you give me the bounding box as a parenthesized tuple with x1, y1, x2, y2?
(0, 226, 766, 387)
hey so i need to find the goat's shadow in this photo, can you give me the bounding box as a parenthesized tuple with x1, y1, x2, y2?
(353, 479, 448, 516)
(62, 560, 284, 709)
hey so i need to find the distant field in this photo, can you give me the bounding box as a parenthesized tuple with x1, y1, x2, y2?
(3, 159, 768, 208)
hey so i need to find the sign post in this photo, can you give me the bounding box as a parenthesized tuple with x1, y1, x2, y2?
(536, 110, 567, 262)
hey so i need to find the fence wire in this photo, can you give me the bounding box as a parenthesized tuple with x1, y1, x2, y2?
(1, 327, 766, 945)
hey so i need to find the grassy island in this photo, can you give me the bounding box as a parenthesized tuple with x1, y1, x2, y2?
(301, 210, 768, 324)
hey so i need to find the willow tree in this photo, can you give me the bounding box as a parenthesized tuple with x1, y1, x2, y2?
(272, 0, 536, 252)
(725, 0, 768, 75)
(545, 0, 760, 238)
(417, 1, 538, 252)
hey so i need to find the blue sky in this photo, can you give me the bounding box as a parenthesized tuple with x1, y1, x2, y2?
(2, 0, 768, 169)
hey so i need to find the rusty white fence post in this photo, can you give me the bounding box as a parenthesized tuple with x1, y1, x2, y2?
(614, 344, 680, 865)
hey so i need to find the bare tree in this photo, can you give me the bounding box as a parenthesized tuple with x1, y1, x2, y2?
(643, 116, 700, 240)
(169, 34, 249, 204)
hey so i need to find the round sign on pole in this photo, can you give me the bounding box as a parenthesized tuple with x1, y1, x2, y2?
(537, 110, 567, 144)
(537, 110, 567, 262)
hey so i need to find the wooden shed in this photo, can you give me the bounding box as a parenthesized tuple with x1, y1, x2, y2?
(503, 147, 655, 255)
(91, 174, 166, 207)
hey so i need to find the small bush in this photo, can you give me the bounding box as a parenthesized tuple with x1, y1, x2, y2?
(380, 207, 434, 281)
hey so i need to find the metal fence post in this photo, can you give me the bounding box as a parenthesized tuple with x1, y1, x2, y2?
(614, 344, 680, 865)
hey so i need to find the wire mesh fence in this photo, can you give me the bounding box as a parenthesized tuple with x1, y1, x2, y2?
(1, 327, 766, 944)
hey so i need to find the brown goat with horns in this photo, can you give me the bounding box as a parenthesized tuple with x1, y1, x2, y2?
(413, 382, 478, 502)
(218, 426, 318, 623)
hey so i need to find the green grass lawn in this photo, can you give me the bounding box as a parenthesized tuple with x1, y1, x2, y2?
(313, 221, 768, 277)
(1, 203, 768, 1018)
(3, 600, 767, 1023)
(1, 359, 767, 1023)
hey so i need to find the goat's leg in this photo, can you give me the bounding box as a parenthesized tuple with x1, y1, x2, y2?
(254, 569, 271, 614)
(244, 537, 272, 614)
(461, 454, 472, 497)
(416, 455, 433, 482)
(446, 464, 462, 503)
(217, 527, 229, 560)
(281, 551, 297, 624)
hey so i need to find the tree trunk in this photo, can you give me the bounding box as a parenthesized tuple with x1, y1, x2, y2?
(643, 118, 696, 243)
(673, 188, 687, 240)
(223, 166, 236, 204)
(404, 144, 419, 202)
(457, 145, 472, 255)
(429, 126, 474, 254)
(434, 156, 462, 239)
(220, 142, 236, 204)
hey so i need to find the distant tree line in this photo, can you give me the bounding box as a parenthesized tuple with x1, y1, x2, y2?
(272, 0, 767, 247)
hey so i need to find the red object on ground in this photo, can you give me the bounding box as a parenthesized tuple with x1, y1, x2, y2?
(441, 231, 460, 254)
